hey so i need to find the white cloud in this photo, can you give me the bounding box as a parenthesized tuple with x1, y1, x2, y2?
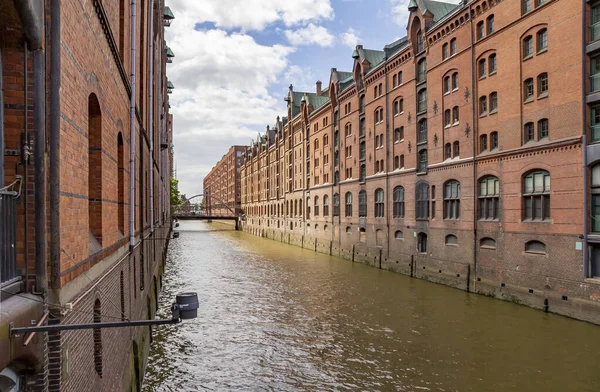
(390, 0, 411, 27)
(283, 65, 317, 93)
(340, 27, 360, 48)
(284, 23, 335, 47)
(166, 0, 334, 31)
(165, 4, 296, 196)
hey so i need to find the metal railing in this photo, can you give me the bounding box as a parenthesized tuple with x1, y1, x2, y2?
(1, 191, 19, 287)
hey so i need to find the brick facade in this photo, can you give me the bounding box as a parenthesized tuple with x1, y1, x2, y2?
(235, 0, 600, 324)
(1, 0, 174, 390)
(203, 145, 245, 216)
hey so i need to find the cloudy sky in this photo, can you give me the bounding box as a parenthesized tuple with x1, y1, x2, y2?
(164, 0, 453, 197)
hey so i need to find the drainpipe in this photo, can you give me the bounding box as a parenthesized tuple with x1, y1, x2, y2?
(148, 0, 154, 234)
(0, 49, 4, 185)
(469, 3, 477, 291)
(33, 47, 47, 293)
(583, 0, 589, 278)
(50, 0, 61, 289)
(130, 0, 138, 250)
(383, 56, 390, 259)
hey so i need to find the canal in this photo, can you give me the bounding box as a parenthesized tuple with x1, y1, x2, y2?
(143, 221, 600, 391)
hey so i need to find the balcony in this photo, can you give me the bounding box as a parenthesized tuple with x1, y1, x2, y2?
(1, 191, 20, 295)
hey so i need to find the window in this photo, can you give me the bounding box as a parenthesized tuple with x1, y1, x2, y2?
(346, 226, 352, 233)
(489, 92, 498, 112)
(453, 141, 460, 158)
(398, 71, 403, 85)
(479, 176, 500, 220)
(375, 189, 385, 218)
(523, 170, 551, 220)
(491, 131, 499, 149)
(94, 299, 103, 377)
(360, 141, 366, 160)
(592, 3, 600, 42)
(480, 237, 497, 249)
(333, 193, 340, 216)
(395, 230, 404, 240)
(443, 43, 449, 59)
(452, 106, 459, 123)
(452, 72, 458, 90)
(592, 106, 600, 143)
(345, 192, 352, 217)
(487, 15, 495, 34)
(592, 164, 600, 232)
(359, 190, 367, 217)
(479, 96, 487, 115)
(477, 21, 484, 40)
(417, 29, 424, 52)
(88, 94, 103, 251)
(393, 74, 397, 87)
(117, 133, 125, 236)
(394, 155, 399, 169)
(489, 53, 497, 74)
(418, 149, 428, 172)
(450, 38, 457, 55)
(523, 0, 532, 13)
(416, 182, 430, 219)
(360, 118, 366, 137)
(379, 83, 383, 97)
(444, 180, 460, 219)
(400, 154, 404, 168)
(306, 197, 311, 219)
(359, 95, 365, 113)
(478, 59, 486, 78)
(323, 195, 329, 216)
(418, 119, 428, 143)
(444, 76, 451, 93)
(591, 56, 600, 93)
(480, 134, 488, 152)
(538, 73, 548, 96)
(537, 29, 547, 52)
(525, 240, 547, 254)
(360, 164, 366, 182)
(445, 143, 452, 159)
(345, 123, 352, 137)
(538, 119, 549, 139)
(314, 196, 319, 216)
(394, 127, 404, 142)
(524, 122, 535, 142)
(417, 89, 427, 113)
(394, 99, 403, 115)
(393, 186, 405, 218)
(417, 232, 428, 253)
(445, 109, 452, 127)
(418, 59, 427, 83)
(374, 85, 378, 99)
(524, 78, 534, 101)
(445, 234, 458, 246)
(523, 36, 533, 58)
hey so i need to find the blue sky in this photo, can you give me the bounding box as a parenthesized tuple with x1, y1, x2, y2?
(163, 0, 452, 197)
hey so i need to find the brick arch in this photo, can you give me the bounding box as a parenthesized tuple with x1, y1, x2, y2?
(519, 22, 549, 39)
(475, 48, 497, 62)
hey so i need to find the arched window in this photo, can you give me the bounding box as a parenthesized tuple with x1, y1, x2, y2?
(479, 176, 499, 220)
(376, 229, 384, 246)
(486, 14, 495, 34)
(417, 29, 424, 52)
(450, 38, 457, 55)
(393, 73, 398, 87)
(489, 92, 498, 112)
(119, 0, 126, 60)
(417, 89, 427, 113)
(394, 230, 403, 240)
(523, 170, 550, 220)
(479, 96, 487, 115)
(480, 237, 497, 249)
(400, 155, 405, 168)
(453, 106, 459, 123)
(359, 227, 366, 242)
(359, 164, 366, 182)
(523, 0, 532, 13)
(94, 299, 103, 377)
(444, 109, 451, 126)
(524, 35, 534, 57)
(444, 76, 451, 93)
(417, 232, 428, 253)
(489, 53, 497, 73)
(323, 195, 330, 216)
(345, 122, 352, 137)
(444, 180, 461, 219)
(345, 192, 353, 217)
(306, 197, 311, 219)
(453, 141, 460, 157)
(89, 94, 103, 252)
(375, 188, 385, 218)
(442, 43, 449, 59)
(538, 118, 549, 139)
(398, 71, 403, 85)
(445, 143, 452, 159)
(394, 127, 404, 142)
(418, 149, 428, 172)
(346, 226, 352, 233)
(491, 131, 499, 149)
(524, 122, 535, 143)
(417, 58, 427, 82)
(418, 118, 427, 143)
(117, 132, 125, 237)
(478, 59, 486, 77)
(445, 234, 458, 246)
(416, 182, 430, 219)
(393, 186, 405, 218)
(476, 21, 484, 40)
(314, 196, 320, 216)
(452, 72, 458, 90)
(359, 190, 367, 217)
(537, 28, 547, 52)
(314, 138, 319, 150)
(359, 94, 365, 112)
(525, 240, 547, 254)
(333, 193, 340, 216)
(538, 72, 548, 96)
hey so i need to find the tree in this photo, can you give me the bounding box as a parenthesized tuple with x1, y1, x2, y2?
(170, 177, 182, 207)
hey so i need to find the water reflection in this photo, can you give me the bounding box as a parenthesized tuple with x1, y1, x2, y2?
(143, 221, 600, 391)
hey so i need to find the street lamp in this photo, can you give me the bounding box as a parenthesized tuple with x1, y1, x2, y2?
(9, 293, 199, 336)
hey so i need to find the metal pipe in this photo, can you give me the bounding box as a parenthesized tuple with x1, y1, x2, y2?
(0, 48, 4, 185)
(383, 56, 390, 259)
(469, 3, 477, 291)
(33, 48, 47, 293)
(24, 42, 29, 291)
(149, 0, 154, 233)
(11, 316, 179, 335)
(130, 0, 138, 250)
(583, 0, 589, 279)
(50, 0, 61, 289)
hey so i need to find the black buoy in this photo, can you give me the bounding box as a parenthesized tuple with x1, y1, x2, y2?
(173, 232, 180, 238)
(175, 292, 199, 320)
(175, 222, 179, 228)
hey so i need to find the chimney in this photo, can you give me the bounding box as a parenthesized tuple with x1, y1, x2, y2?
(316, 80, 322, 96)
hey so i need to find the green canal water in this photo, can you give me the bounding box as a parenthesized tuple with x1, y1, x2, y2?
(143, 221, 600, 391)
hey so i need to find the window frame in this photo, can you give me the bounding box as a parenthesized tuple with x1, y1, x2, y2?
(444, 180, 461, 220)
(393, 186, 405, 218)
(522, 170, 551, 221)
(479, 176, 500, 220)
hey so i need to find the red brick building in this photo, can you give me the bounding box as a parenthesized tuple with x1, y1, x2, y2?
(203, 145, 245, 216)
(239, 0, 600, 324)
(1, 0, 175, 390)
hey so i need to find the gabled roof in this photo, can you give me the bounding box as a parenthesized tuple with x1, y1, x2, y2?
(362, 49, 385, 68)
(418, 0, 459, 23)
(306, 93, 330, 111)
(384, 37, 408, 58)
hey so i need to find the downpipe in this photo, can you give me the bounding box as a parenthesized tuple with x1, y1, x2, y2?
(148, 0, 154, 234)
(50, 0, 61, 289)
(129, 0, 138, 251)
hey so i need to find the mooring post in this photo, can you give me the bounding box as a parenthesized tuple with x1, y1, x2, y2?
(352, 244, 355, 262)
(379, 249, 382, 269)
(235, 218, 239, 231)
(466, 264, 471, 292)
(544, 298, 549, 313)
(301, 235, 304, 248)
(314, 239, 317, 252)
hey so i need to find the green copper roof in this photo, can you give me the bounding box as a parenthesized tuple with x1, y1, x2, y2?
(167, 81, 175, 89)
(408, 0, 418, 9)
(351, 49, 359, 59)
(164, 6, 175, 20)
(307, 94, 330, 111)
(363, 49, 385, 67)
(166, 47, 175, 57)
(421, 0, 459, 23)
